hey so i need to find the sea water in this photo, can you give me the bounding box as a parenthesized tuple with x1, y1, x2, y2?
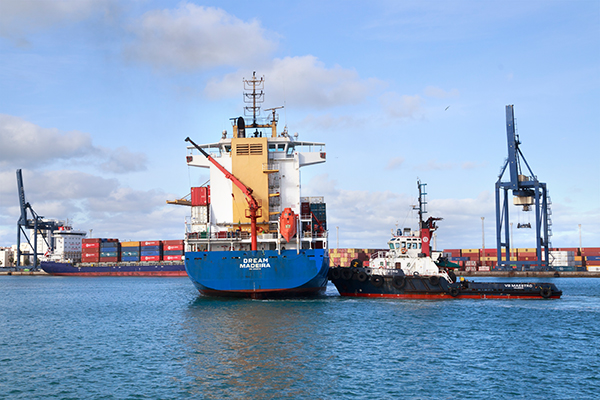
(1, 276, 598, 399)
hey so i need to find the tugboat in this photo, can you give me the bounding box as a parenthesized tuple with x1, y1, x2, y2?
(329, 180, 562, 299)
(183, 73, 329, 298)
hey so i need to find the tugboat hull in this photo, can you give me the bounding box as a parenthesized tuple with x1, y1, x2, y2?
(329, 268, 562, 299)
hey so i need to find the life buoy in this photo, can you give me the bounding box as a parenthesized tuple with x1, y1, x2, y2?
(392, 276, 405, 289)
(401, 248, 407, 254)
(540, 287, 552, 298)
(371, 275, 384, 287)
(429, 275, 440, 286)
(356, 271, 368, 282)
(449, 287, 460, 297)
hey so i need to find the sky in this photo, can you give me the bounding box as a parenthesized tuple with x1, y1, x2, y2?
(0, 0, 598, 251)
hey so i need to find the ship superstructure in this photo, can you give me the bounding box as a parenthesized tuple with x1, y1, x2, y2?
(184, 73, 329, 297)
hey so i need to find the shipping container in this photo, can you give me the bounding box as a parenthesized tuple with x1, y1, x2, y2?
(141, 250, 162, 257)
(191, 186, 211, 206)
(141, 255, 161, 262)
(163, 240, 184, 246)
(141, 240, 161, 247)
(82, 248, 100, 254)
(83, 238, 101, 243)
(121, 241, 140, 247)
(164, 244, 184, 251)
(99, 256, 119, 262)
(163, 255, 184, 261)
(121, 256, 140, 262)
(82, 242, 100, 249)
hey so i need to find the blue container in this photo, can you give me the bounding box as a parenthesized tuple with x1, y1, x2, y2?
(122, 256, 140, 262)
(100, 251, 119, 257)
(586, 256, 600, 261)
(122, 250, 140, 257)
(164, 250, 184, 256)
(101, 243, 120, 250)
(141, 249, 161, 257)
(141, 245, 161, 252)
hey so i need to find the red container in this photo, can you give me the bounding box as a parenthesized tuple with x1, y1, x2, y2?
(82, 242, 100, 249)
(141, 241, 162, 247)
(99, 256, 119, 262)
(164, 244, 184, 251)
(141, 255, 161, 262)
(83, 248, 100, 254)
(163, 255, 183, 261)
(82, 253, 100, 262)
(163, 240, 184, 246)
(191, 186, 210, 206)
(83, 238, 101, 243)
(582, 248, 600, 256)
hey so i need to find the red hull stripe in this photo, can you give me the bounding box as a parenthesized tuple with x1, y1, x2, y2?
(338, 292, 561, 299)
(50, 271, 188, 277)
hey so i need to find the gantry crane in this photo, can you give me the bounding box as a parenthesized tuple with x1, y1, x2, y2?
(495, 105, 552, 270)
(16, 169, 60, 269)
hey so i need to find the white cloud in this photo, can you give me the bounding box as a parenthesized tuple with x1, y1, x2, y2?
(386, 157, 405, 170)
(0, 114, 94, 168)
(0, 0, 115, 45)
(0, 114, 147, 173)
(424, 86, 459, 99)
(379, 92, 424, 119)
(205, 56, 385, 109)
(99, 146, 148, 174)
(125, 3, 277, 71)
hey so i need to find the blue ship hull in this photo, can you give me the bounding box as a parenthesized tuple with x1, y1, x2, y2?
(185, 249, 329, 298)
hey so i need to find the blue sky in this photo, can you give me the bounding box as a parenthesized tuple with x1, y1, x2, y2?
(1, 0, 598, 251)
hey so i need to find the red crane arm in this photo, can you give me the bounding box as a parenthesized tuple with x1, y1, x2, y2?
(185, 137, 259, 210)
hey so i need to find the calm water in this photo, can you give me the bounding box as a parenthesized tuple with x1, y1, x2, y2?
(1, 276, 598, 399)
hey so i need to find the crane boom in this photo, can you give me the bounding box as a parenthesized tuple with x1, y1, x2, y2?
(185, 137, 260, 251)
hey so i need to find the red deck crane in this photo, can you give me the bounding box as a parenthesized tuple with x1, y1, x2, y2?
(185, 137, 261, 251)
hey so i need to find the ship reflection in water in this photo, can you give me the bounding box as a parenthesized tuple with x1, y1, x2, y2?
(180, 298, 332, 398)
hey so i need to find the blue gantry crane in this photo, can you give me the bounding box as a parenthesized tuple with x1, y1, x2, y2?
(16, 169, 59, 269)
(495, 105, 552, 270)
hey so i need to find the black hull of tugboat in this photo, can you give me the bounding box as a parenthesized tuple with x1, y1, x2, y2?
(329, 268, 562, 299)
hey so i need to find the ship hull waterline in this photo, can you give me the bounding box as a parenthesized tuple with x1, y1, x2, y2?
(40, 261, 187, 277)
(185, 249, 329, 299)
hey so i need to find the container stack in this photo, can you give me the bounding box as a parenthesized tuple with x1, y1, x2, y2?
(549, 250, 575, 270)
(163, 240, 184, 261)
(82, 238, 101, 263)
(190, 186, 210, 237)
(121, 241, 140, 262)
(141, 240, 162, 262)
(328, 248, 386, 267)
(100, 239, 120, 262)
(583, 247, 600, 272)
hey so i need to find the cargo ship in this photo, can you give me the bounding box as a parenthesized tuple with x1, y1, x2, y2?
(40, 228, 186, 276)
(183, 73, 329, 298)
(329, 181, 562, 299)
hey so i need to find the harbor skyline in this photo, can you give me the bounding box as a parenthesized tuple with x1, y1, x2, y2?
(1, 0, 598, 250)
